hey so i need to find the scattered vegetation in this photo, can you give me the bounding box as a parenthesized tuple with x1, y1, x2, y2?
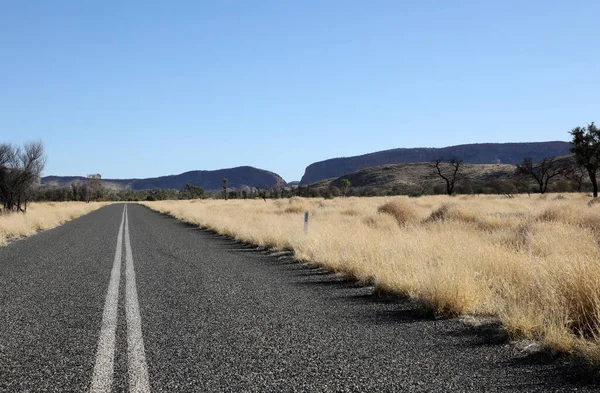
(222, 178, 228, 200)
(0, 202, 106, 245)
(570, 122, 600, 197)
(340, 178, 351, 196)
(377, 200, 418, 226)
(0, 141, 46, 213)
(515, 156, 569, 194)
(143, 194, 600, 366)
(431, 156, 463, 196)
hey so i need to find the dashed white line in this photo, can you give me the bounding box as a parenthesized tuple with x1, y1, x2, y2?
(90, 206, 125, 393)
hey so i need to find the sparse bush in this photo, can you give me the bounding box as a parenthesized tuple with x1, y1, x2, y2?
(362, 214, 397, 231)
(537, 205, 571, 222)
(0, 141, 46, 212)
(406, 185, 424, 198)
(555, 180, 572, 193)
(377, 200, 418, 226)
(432, 184, 446, 195)
(588, 198, 600, 207)
(284, 204, 305, 214)
(341, 208, 360, 216)
(424, 204, 451, 223)
(455, 179, 473, 195)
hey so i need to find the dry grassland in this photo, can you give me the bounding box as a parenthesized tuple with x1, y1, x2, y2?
(143, 194, 600, 365)
(0, 202, 107, 246)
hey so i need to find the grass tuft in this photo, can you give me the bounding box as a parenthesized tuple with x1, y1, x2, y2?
(377, 200, 418, 226)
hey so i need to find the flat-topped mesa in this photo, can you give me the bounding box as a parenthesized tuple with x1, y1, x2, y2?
(300, 141, 572, 184)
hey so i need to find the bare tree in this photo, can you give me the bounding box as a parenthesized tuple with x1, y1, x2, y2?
(564, 163, 586, 192)
(0, 141, 46, 213)
(222, 178, 228, 200)
(87, 174, 103, 202)
(515, 157, 567, 194)
(80, 183, 91, 203)
(71, 182, 79, 201)
(431, 157, 463, 196)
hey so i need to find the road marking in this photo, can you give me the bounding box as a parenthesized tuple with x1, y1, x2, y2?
(90, 206, 125, 393)
(124, 205, 151, 392)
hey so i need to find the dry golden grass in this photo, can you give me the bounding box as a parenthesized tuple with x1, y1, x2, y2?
(0, 202, 107, 245)
(142, 194, 600, 365)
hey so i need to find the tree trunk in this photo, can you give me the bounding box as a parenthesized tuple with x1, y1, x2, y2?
(542, 179, 551, 194)
(587, 168, 598, 198)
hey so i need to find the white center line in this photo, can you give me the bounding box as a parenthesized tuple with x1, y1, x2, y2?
(90, 206, 125, 393)
(124, 204, 151, 392)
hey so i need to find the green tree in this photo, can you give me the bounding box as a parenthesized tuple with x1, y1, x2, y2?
(340, 178, 351, 196)
(180, 183, 204, 199)
(570, 122, 600, 197)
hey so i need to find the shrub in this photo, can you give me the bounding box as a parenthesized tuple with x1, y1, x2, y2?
(377, 200, 418, 226)
(424, 204, 451, 223)
(588, 198, 600, 207)
(284, 204, 305, 214)
(406, 185, 424, 198)
(341, 208, 360, 216)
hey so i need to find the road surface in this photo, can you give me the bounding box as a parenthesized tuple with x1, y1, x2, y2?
(0, 203, 596, 392)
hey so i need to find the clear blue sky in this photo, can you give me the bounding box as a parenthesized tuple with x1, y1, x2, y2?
(1, 1, 598, 181)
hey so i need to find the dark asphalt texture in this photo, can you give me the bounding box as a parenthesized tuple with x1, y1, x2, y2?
(0, 203, 598, 392)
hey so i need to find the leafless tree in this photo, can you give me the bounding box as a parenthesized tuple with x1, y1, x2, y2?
(431, 157, 463, 196)
(515, 157, 567, 194)
(71, 182, 79, 201)
(87, 174, 103, 202)
(222, 178, 228, 200)
(564, 164, 586, 192)
(0, 141, 46, 213)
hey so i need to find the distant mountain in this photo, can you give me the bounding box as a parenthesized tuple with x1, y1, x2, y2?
(300, 141, 572, 184)
(319, 162, 516, 191)
(42, 166, 287, 191)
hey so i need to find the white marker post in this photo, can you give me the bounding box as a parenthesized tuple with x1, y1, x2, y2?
(304, 211, 309, 234)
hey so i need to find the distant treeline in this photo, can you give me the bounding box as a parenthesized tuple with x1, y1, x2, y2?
(299, 178, 593, 199)
(33, 176, 596, 203)
(33, 183, 302, 202)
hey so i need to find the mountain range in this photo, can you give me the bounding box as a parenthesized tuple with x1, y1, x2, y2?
(42, 141, 572, 191)
(42, 166, 287, 191)
(299, 141, 572, 184)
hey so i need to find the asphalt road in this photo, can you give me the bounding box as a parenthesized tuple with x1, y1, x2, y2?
(0, 203, 597, 392)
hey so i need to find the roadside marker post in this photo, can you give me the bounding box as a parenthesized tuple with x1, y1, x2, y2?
(304, 211, 309, 234)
